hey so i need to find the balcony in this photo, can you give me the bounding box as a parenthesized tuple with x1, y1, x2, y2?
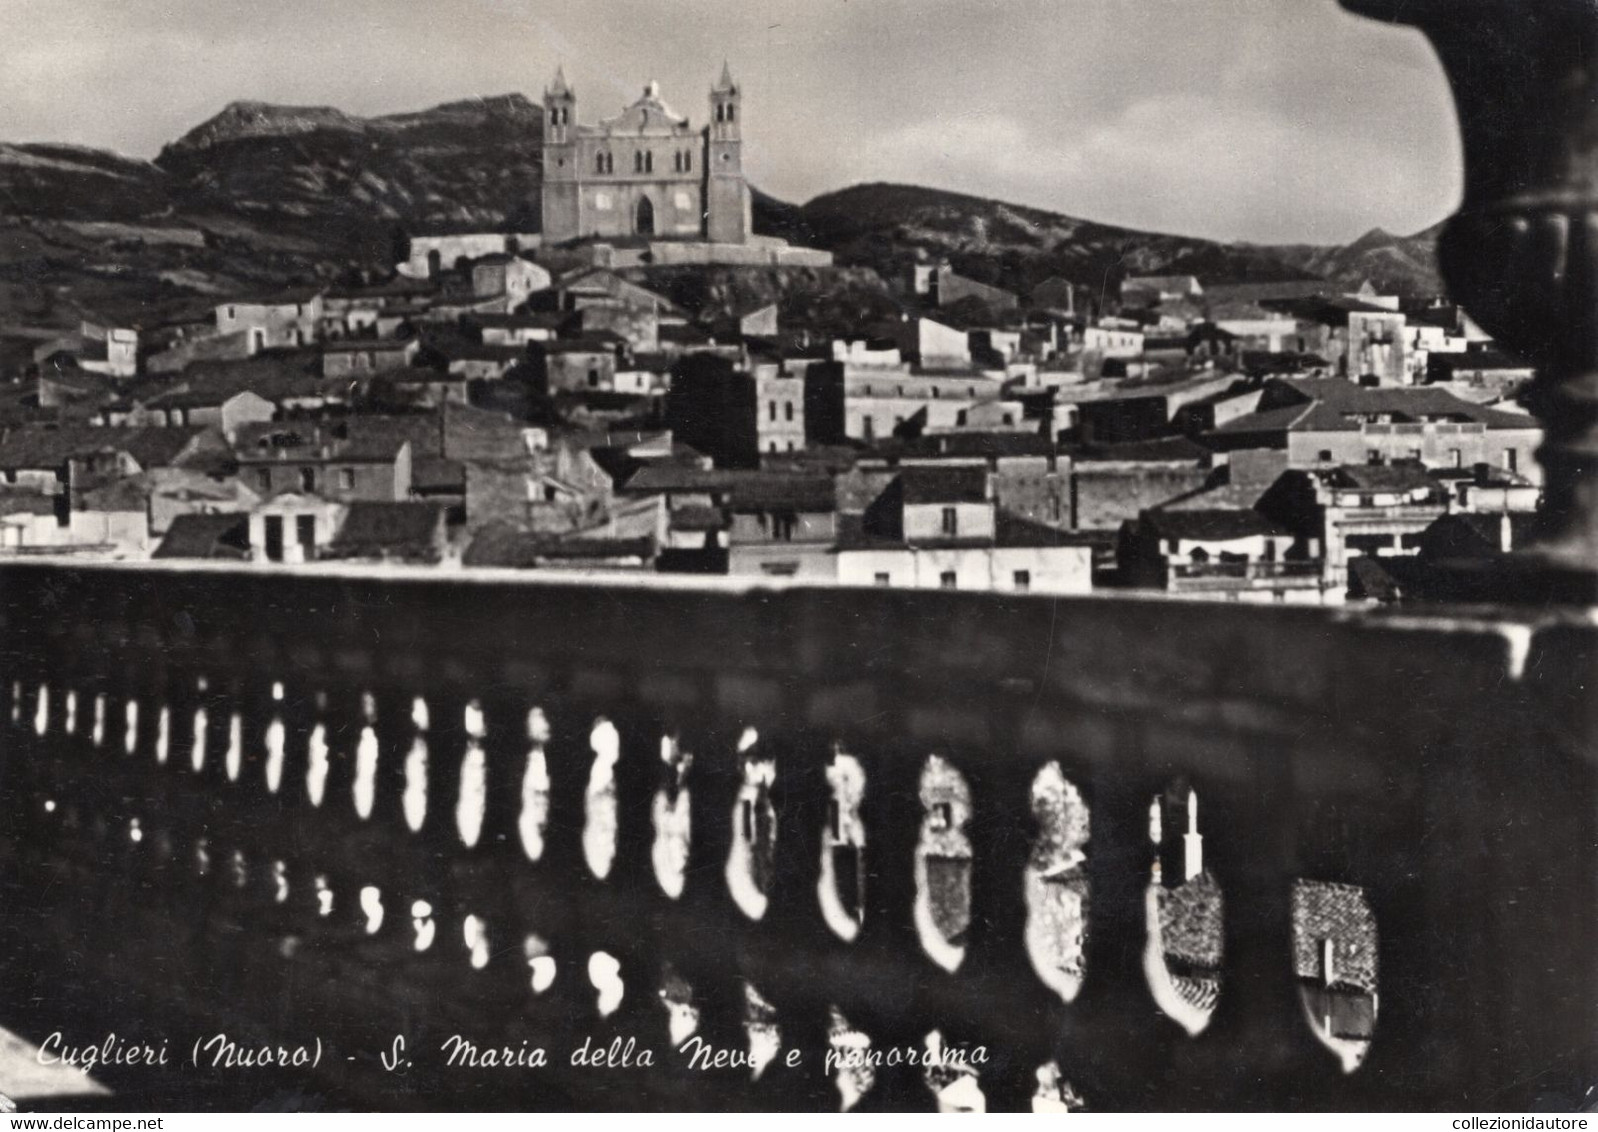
(0, 559, 1591, 1110)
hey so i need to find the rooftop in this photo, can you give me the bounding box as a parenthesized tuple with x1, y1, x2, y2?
(152, 513, 250, 561)
(326, 501, 445, 561)
(1142, 508, 1291, 541)
(234, 422, 408, 464)
(899, 464, 989, 505)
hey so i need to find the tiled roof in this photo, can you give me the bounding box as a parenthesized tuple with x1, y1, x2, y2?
(1207, 401, 1316, 436)
(462, 522, 654, 568)
(995, 512, 1101, 549)
(78, 477, 150, 512)
(327, 501, 444, 560)
(152, 513, 250, 560)
(727, 475, 835, 513)
(1432, 349, 1534, 372)
(1323, 462, 1438, 492)
(900, 464, 988, 505)
(538, 337, 624, 356)
(412, 455, 466, 493)
(470, 311, 565, 330)
(1070, 436, 1212, 464)
(1201, 280, 1344, 305)
(1143, 508, 1290, 541)
(321, 337, 417, 354)
(234, 422, 407, 464)
(1348, 555, 1405, 602)
(0, 424, 208, 471)
(166, 356, 332, 403)
(887, 433, 1057, 460)
(623, 464, 745, 493)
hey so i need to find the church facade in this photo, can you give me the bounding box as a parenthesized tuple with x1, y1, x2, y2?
(540, 65, 752, 246)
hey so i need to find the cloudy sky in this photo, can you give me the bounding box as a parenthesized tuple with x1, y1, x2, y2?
(0, 0, 1461, 244)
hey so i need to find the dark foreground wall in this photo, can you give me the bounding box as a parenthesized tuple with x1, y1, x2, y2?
(0, 561, 1591, 1111)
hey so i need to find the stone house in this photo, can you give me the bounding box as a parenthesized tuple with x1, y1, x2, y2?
(215, 288, 324, 352)
(321, 337, 421, 378)
(234, 422, 411, 503)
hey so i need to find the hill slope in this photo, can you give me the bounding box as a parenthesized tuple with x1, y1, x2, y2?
(1256, 223, 1444, 297)
(157, 95, 546, 246)
(756, 182, 1328, 303)
(0, 101, 1448, 333)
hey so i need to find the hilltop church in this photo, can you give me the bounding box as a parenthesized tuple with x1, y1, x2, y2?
(541, 64, 752, 245)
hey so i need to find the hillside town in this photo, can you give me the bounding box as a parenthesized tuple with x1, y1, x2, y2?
(0, 6, 1585, 1113)
(0, 72, 1542, 606)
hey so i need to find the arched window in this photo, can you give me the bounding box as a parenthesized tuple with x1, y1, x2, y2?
(596, 153, 606, 174)
(715, 104, 724, 123)
(727, 104, 736, 123)
(683, 151, 691, 172)
(645, 151, 654, 173)
(634, 151, 643, 173)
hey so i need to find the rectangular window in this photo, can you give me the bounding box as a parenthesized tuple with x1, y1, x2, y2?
(942, 507, 958, 536)
(296, 515, 316, 550)
(299, 467, 316, 493)
(1504, 448, 1518, 472)
(338, 468, 355, 491)
(1450, 448, 1463, 468)
(874, 572, 890, 586)
(1013, 570, 1031, 592)
(940, 570, 958, 589)
(256, 469, 271, 492)
(784, 402, 794, 422)
(769, 401, 777, 422)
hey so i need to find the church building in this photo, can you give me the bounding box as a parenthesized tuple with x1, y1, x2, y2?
(540, 64, 752, 246)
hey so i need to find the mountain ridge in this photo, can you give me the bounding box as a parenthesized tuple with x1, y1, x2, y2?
(0, 97, 1445, 333)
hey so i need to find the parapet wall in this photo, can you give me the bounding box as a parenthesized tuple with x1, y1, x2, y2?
(0, 561, 1590, 1110)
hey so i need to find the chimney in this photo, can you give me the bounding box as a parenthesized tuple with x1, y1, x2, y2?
(1183, 789, 1203, 882)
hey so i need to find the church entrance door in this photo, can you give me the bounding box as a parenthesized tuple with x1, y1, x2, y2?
(636, 196, 655, 237)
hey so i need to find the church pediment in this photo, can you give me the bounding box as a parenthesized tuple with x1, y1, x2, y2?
(596, 82, 690, 134)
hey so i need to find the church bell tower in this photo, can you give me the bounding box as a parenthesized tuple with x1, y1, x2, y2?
(541, 66, 580, 242)
(705, 62, 750, 244)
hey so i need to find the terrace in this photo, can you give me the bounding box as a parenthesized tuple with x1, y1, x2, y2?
(0, 0, 1594, 1112)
